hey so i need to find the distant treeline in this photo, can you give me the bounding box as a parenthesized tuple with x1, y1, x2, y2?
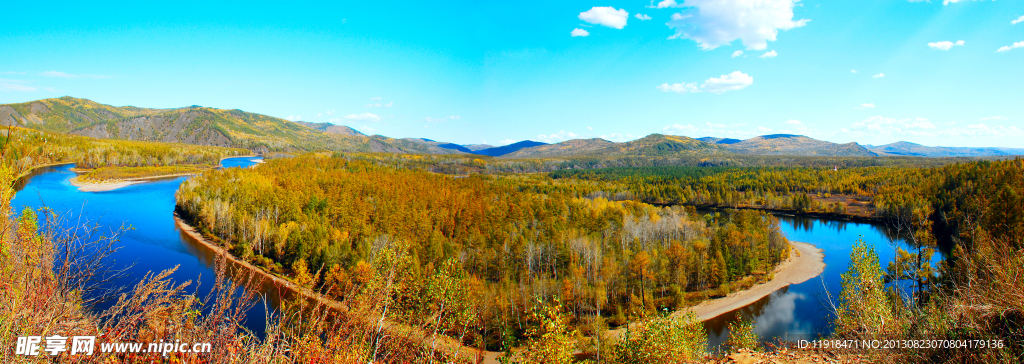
(1, 127, 246, 177)
(175, 154, 790, 349)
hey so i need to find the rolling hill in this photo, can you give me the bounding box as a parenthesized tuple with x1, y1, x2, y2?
(294, 121, 366, 137)
(0, 97, 455, 154)
(505, 134, 724, 158)
(867, 141, 1024, 157)
(473, 141, 549, 156)
(718, 134, 877, 157)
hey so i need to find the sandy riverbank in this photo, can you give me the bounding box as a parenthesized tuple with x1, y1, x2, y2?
(683, 240, 825, 321)
(606, 240, 825, 341)
(69, 173, 200, 192)
(173, 213, 493, 361)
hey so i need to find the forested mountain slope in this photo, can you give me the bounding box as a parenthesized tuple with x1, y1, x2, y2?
(0, 97, 456, 154)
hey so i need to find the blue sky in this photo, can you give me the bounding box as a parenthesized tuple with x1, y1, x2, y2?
(1, 0, 1022, 148)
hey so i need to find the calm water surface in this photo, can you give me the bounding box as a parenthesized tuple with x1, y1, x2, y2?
(13, 163, 938, 345)
(12, 157, 268, 332)
(703, 213, 942, 350)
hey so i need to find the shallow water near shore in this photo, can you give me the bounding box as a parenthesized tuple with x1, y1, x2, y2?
(702, 213, 944, 351)
(11, 157, 269, 333)
(13, 162, 941, 347)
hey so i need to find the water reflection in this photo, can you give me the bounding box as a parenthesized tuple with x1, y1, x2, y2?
(11, 158, 269, 334)
(702, 209, 944, 351)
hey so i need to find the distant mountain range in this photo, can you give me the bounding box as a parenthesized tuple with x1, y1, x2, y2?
(0, 97, 456, 154)
(2, 97, 1020, 159)
(864, 141, 1024, 157)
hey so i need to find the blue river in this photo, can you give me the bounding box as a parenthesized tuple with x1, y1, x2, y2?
(12, 159, 936, 347)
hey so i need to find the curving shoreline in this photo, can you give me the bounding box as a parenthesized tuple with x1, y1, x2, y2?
(606, 240, 825, 340)
(68, 155, 260, 192)
(681, 240, 825, 321)
(173, 212, 493, 361)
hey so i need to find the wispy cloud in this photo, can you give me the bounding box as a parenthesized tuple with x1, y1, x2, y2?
(0, 71, 27, 75)
(422, 115, 460, 123)
(342, 113, 381, 122)
(701, 71, 754, 93)
(666, 0, 809, 50)
(1013, 15, 1024, 25)
(873, 73, 885, 78)
(369, 97, 382, 101)
(648, 0, 682, 9)
(365, 101, 393, 108)
(571, 28, 590, 37)
(635, 13, 652, 21)
(732, 50, 744, 58)
(285, 115, 302, 121)
(927, 40, 965, 51)
(537, 130, 579, 143)
(658, 71, 753, 94)
(579, 7, 629, 29)
(851, 70, 857, 73)
(980, 116, 1008, 121)
(39, 71, 109, 79)
(0, 79, 37, 92)
(858, 103, 875, 109)
(847, 116, 1023, 139)
(662, 122, 773, 138)
(759, 50, 778, 58)
(996, 41, 1024, 53)
(656, 82, 700, 93)
(784, 119, 802, 125)
(316, 110, 334, 117)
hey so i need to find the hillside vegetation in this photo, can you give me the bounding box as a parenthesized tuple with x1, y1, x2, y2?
(0, 97, 457, 154)
(175, 154, 791, 350)
(1, 126, 246, 179)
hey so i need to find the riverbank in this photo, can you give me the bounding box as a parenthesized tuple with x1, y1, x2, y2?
(69, 173, 199, 192)
(173, 212, 494, 362)
(683, 241, 825, 321)
(606, 240, 825, 340)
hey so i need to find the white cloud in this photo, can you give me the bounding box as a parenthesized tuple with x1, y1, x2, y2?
(499, 139, 515, 145)
(980, 116, 1008, 121)
(343, 113, 381, 122)
(635, 13, 652, 21)
(285, 115, 302, 121)
(927, 40, 965, 51)
(784, 119, 802, 125)
(586, 126, 594, 131)
(1013, 16, 1024, 25)
(39, 71, 109, 79)
(537, 130, 579, 143)
(731, 50, 744, 58)
(370, 97, 382, 101)
(649, 0, 683, 8)
(571, 28, 590, 37)
(599, 133, 635, 142)
(666, 0, 809, 50)
(873, 73, 885, 78)
(859, 103, 875, 109)
(851, 70, 857, 73)
(759, 50, 778, 58)
(0, 71, 27, 75)
(996, 41, 1024, 53)
(579, 7, 629, 29)
(849, 116, 937, 138)
(356, 125, 376, 133)
(422, 115, 460, 123)
(701, 71, 753, 93)
(662, 122, 777, 138)
(365, 101, 393, 108)
(316, 110, 334, 117)
(657, 82, 700, 93)
(0, 79, 37, 92)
